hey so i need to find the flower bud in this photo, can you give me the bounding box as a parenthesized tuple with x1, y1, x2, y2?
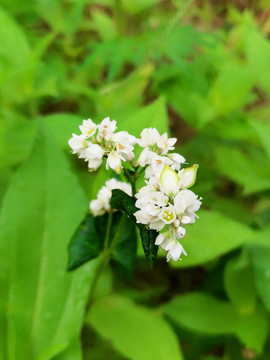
(159, 165, 180, 197)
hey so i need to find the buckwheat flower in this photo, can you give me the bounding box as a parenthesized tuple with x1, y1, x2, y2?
(97, 117, 117, 141)
(79, 119, 97, 138)
(137, 128, 161, 148)
(174, 189, 202, 225)
(106, 151, 123, 174)
(159, 165, 181, 197)
(155, 231, 187, 261)
(90, 178, 132, 216)
(68, 134, 88, 155)
(81, 143, 104, 172)
(157, 133, 177, 154)
(112, 131, 136, 161)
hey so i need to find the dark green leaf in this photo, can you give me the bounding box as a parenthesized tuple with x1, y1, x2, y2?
(67, 213, 103, 271)
(111, 189, 158, 266)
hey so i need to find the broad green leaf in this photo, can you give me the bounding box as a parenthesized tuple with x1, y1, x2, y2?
(224, 250, 256, 314)
(110, 189, 158, 266)
(87, 295, 183, 360)
(234, 306, 268, 354)
(163, 292, 237, 335)
(0, 7, 30, 67)
(97, 64, 154, 119)
(209, 63, 255, 115)
(67, 214, 103, 271)
(43, 113, 82, 150)
(163, 292, 268, 353)
(249, 119, 270, 161)
(215, 145, 270, 195)
(0, 117, 38, 169)
(249, 245, 270, 313)
(0, 124, 91, 359)
(118, 96, 169, 138)
(171, 210, 255, 268)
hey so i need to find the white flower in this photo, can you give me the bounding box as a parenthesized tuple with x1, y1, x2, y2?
(106, 151, 123, 174)
(137, 128, 161, 148)
(112, 131, 136, 161)
(178, 164, 199, 189)
(79, 119, 97, 138)
(174, 189, 202, 225)
(159, 165, 180, 197)
(90, 178, 132, 216)
(159, 205, 176, 224)
(167, 153, 186, 170)
(155, 231, 187, 261)
(81, 143, 104, 171)
(97, 117, 117, 141)
(157, 133, 177, 154)
(68, 134, 88, 154)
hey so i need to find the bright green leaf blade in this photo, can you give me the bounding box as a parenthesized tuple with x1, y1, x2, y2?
(171, 210, 255, 268)
(224, 250, 256, 315)
(249, 245, 270, 313)
(67, 213, 103, 271)
(43, 113, 82, 150)
(87, 295, 183, 360)
(0, 7, 30, 67)
(163, 292, 237, 335)
(0, 124, 91, 359)
(249, 119, 270, 161)
(235, 306, 269, 354)
(215, 145, 270, 195)
(117, 96, 169, 137)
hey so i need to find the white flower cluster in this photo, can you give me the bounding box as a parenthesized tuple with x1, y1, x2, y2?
(69, 117, 202, 263)
(134, 165, 201, 262)
(90, 178, 132, 216)
(137, 128, 186, 178)
(68, 117, 136, 173)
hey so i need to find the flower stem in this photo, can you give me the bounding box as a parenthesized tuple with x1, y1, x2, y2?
(85, 213, 126, 312)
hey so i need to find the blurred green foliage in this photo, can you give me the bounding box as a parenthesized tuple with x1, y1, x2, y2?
(1, 0, 270, 359)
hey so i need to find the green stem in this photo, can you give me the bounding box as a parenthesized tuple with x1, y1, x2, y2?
(85, 213, 126, 311)
(104, 211, 113, 249)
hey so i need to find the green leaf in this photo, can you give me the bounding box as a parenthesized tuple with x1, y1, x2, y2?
(0, 124, 91, 359)
(118, 96, 169, 138)
(110, 188, 137, 217)
(111, 189, 158, 266)
(67, 213, 104, 271)
(249, 244, 270, 313)
(249, 119, 270, 161)
(224, 250, 256, 315)
(0, 117, 38, 169)
(215, 145, 270, 195)
(163, 292, 237, 335)
(0, 7, 30, 67)
(68, 210, 137, 274)
(86, 295, 183, 360)
(43, 113, 82, 150)
(171, 210, 255, 268)
(163, 292, 268, 353)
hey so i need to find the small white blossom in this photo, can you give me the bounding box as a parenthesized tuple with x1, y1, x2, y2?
(174, 189, 202, 225)
(79, 119, 97, 138)
(68, 134, 88, 155)
(97, 117, 117, 141)
(155, 231, 187, 262)
(90, 178, 132, 216)
(106, 151, 123, 174)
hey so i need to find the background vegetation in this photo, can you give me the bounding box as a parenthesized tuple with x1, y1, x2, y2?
(1, 0, 270, 359)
